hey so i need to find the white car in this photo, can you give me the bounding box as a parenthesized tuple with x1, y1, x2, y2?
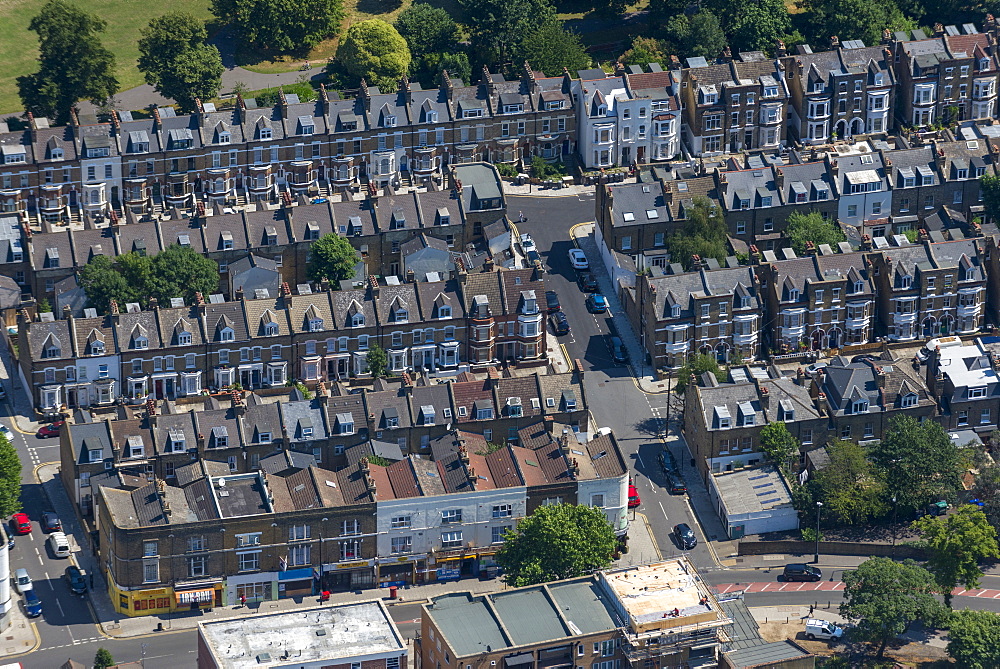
(0, 424, 11, 440)
(805, 619, 844, 641)
(13, 568, 32, 594)
(568, 249, 589, 270)
(520, 234, 536, 253)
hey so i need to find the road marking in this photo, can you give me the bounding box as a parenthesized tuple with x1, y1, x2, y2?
(635, 452, 644, 468)
(37, 554, 43, 565)
(45, 573, 52, 588)
(55, 598, 64, 616)
(657, 500, 667, 520)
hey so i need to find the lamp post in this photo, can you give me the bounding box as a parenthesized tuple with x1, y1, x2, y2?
(814, 502, 823, 564)
(891, 497, 898, 558)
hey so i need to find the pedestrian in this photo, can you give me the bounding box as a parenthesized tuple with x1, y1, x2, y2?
(89, 572, 94, 588)
(240, 594, 246, 607)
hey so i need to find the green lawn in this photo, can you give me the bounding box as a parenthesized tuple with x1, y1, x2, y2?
(0, 0, 213, 115)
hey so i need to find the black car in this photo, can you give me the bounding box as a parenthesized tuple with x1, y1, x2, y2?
(673, 523, 697, 549)
(545, 290, 561, 313)
(577, 272, 600, 292)
(526, 249, 543, 270)
(658, 449, 678, 475)
(549, 311, 570, 336)
(666, 472, 687, 495)
(41, 512, 61, 533)
(64, 565, 87, 594)
(780, 563, 822, 582)
(608, 336, 628, 363)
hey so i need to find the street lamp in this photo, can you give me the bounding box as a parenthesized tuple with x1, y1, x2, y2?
(891, 496, 898, 558)
(814, 502, 823, 564)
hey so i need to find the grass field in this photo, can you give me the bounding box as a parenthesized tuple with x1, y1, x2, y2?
(0, 0, 213, 115)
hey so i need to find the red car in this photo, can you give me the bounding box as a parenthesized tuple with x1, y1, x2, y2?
(628, 482, 641, 509)
(10, 513, 31, 535)
(36, 421, 65, 438)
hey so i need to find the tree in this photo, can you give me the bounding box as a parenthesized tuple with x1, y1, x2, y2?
(981, 174, 1000, 224)
(307, 233, 360, 283)
(759, 422, 798, 473)
(947, 609, 1000, 669)
(725, 0, 790, 53)
(798, 0, 914, 49)
(0, 432, 21, 518)
(366, 342, 388, 378)
(393, 3, 459, 56)
(663, 10, 728, 60)
(211, 0, 344, 54)
(94, 648, 116, 669)
(620, 37, 669, 69)
(412, 52, 472, 88)
(460, 0, 556, 66)
(785, 211, 846, 256)
(79, 254, 136, 315)
(496, 503, 617, 586)
(16, 0, 118, 124)
(913, 504, 1000, 607)
(514, 19, 591, 77)
(334, 20, 412, 92)
(674, 353, 721, 394)
(812, 440, 887, 525)
(664, 196, 729, 270)
(149, 244, 221, 306)
(138, 13, 224, 113)
(871, 416, 964, 514)
(839, 557, 946, 659)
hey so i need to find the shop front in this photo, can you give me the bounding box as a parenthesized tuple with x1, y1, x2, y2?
(278, 568, 315, 598)
(376, 556, 424, 587)
(224, 572, 278, 606)
(431, 549, 500, 582)
(107, 578, 173, 617)
(321, 559, 375, 591)
(174, 582, 221, 611)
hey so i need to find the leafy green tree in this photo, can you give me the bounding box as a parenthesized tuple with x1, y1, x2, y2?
(726, 0, 790, 53)
(496, 503, 616, 586)
(16, 0, 119, 124)
(412, 52, 472, 88)
(913, 504, 1000, 607)
(366, 342, 388, 378)
(211, 0, 344, 53)
(664, 10, 728, 60)
(460, 0, 556, 66)
(871, 416, 964, 514)
(620, 37, 669, 69)
(947, 609, 1000, 669)
(981, 174, 1000, 224)
(798, 0, 914, 49)
(334, 20, 412, 92)
(759, 422, 798, 473)
(94, 648, 115, 669)
(785, 211, 846, 256)
(0, 432, 22, 518)
(138, 13, 224, 113)
(647, 0, 691, 29)
(674, 353, 721, 394)
(664, 197, 729, 270)
(812, 440, 887, 525)
(513, 19, 591, 77)
(149, 244, 221, 306)
(393, 3, 459, 56)
(840, 558, 947, 659)
(307, 233, 360, 283)
(79, 254, 138, 315)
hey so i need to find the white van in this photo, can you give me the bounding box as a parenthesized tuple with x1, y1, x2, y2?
(917, 336, 963, 362)
(47, 531, 70, 558)
(805, 619, 844, 640)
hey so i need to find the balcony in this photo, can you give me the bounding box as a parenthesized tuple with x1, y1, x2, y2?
(38, 184, 66, 218)
(287, 161, 316, 192)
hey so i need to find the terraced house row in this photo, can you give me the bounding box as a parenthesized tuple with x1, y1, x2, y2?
(16, 265, 547, 413)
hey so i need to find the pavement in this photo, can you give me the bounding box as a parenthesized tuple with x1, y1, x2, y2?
(0, 599, 41, 658)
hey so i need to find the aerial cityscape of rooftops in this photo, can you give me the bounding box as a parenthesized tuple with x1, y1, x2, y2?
(6, 0, 1000, 664)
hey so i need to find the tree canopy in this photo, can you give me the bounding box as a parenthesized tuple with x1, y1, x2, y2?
(664, 197, 729, 271)
(674, 353, 721, 394)
(785, 211, 846, 256)
(211, 0, 344, 54)
(663, 10, 728, 61)
(758, 422, 798, 473)
(393, 3, 459, 56)
(79, 245, 220, 314)
(798, 0, 914, 48)
(17, 0, 118, 124)
(366, 342, 388, 378)
(334, 20, 412, 92)
(94, 648, 115, 669)
(871, 416, 964, 513)
(913, 504, 1000, 607)
(307, 233, 360, 283)
(411, 52, 472, 89)
(981, 174, 1000, 224)
(811, 440, 887, 525)
(460, 0, 556, 66)
(840, 557, 947, 659)
(947, 609, 1000, 669)
(496, 503, 616, 586)
(725, 0, 790, 53)
(0, 432, 22, 518)
(138, 13, 224, 112)
(514, 19, 591, 77)
(620, 37, 669, 70)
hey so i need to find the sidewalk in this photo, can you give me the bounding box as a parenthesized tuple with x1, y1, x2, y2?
(0, 338, 42, 435)
(0, 601, 40, 657)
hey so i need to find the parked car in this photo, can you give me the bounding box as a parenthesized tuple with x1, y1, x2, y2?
(780, 563, 822, 582)
(65, 565, 87, 594)
(526, 249, 542, 270)
(568, 248, 589, 270)
(545, 290, 561, 313)
(23, 590, 42, 618)
(627, 482, 641, 509)
(549, 311, 570, 336)
(0, 424, 11, 440)
(47, 531, 70, 558)
(805, 619, 844, 641)
(10, 512, 30, 535)
(666, 472, 687, 495)
(804, 362, 827, 378)
(608, 336, 628, 363)
(13, 568, 32, 594)
(658, 449, 678, 475)
(36, 421, 65, 438)
(577, 272, 600, 292)
(586, 293, 608, 314)
(41, 512, 61, 533)
(673, 523, 697, 549)
(520, 234, 536, 253)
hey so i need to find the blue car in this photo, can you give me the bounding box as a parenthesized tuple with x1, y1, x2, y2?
(23, 590, 41, 618)
(586, 293, 608, 313)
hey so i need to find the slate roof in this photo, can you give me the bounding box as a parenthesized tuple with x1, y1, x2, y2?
(280, 394, 328, 443)
(205, 301, 250, 342)
(244, 394, 283, 446)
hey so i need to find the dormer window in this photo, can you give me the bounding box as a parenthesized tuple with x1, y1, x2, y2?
(545, 100, 564, 110)
(385, 115, 397, 127)
(426, 110, 438, 123)
(981, 57, 991, 71)
(670, 304, 681, 318)
(220, 327, 234, 342)
(901, 393, 917, 408)
(90, 341, 105, 355)
(507, 397, 523, 417)
(852, 399, 868, 414)
(597, 104, 607, 117)
(177, 331, 192, 345)
(50, 148, 64, 160)
(308, 318, 323, 332)
(351, 313, 365, 328)
(900, 275, 912, 289)
(854, 280, 864, 293)
(463, 108, 483, 118)
(3, 148, 26, 165)
(788, 289, 799, 302)
(421, 406, 435, 425)
(264, 323, 278, 336)
(134, 336, 148, 350)
(218, 131, 231, 144)
(87, 147, 110, 158)
(298, 116, 315, 135)
(394, 309, 408, 323)
(438, 305, 452, 319)
(259, 127, 272, 140)
(335, 413, 355, 434)
(503, 104, 524, 114)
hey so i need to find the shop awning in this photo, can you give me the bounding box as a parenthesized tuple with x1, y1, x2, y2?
(176, 589, 215, 604)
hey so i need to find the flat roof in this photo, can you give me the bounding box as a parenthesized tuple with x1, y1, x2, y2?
(426, 592, 510, 657)
(199, 601, 405, 668)
(713, 465, 793, 517)
(601, 562, 708, 624)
